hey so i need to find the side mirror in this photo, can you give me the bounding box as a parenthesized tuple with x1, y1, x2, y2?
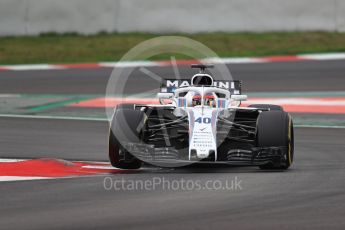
(157, 93, 174, 105)
(231, 95, 247, 101)
(157, 93, 174, 99)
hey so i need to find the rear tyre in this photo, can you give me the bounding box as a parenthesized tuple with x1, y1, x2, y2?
(256, 111, 294, 170)
(248, 104, 283, 111)
(109, 108, 144, 169)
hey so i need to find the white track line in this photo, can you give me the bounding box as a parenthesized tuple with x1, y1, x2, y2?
(81, 165, 115, 170)
(0, 176, 50, 182)
(99, 61, 158, 68)
(299, 53, 345, 60)
(0, 159, 25, 163)
(1, 64, 64, 71)
(203, 57, 267, 64)
(0, 114, 107, 122)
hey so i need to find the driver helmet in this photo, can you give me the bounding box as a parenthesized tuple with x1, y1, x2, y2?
(192, 93, 216, 107)
(204, 93, 216, 107)
(192, 93, 202, 106)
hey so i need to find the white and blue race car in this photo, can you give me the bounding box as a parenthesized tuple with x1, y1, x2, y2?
(109, 64, 294, 170)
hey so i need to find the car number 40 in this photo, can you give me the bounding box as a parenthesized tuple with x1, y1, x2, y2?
(195, 117, 211, 124)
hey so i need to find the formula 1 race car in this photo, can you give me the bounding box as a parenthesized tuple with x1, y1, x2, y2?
(109, 64, 294, 170)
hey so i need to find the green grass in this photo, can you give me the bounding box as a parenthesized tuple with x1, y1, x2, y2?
(0, 32, 345, 64)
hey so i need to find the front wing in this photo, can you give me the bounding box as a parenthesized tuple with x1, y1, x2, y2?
(124, 142, 288, 167)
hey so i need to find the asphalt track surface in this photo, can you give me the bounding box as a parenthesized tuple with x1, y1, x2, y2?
(1, 60, 345, 229)
(1, 60, 345, 94)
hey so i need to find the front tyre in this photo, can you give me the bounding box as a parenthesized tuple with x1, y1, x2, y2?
(109, 108, 144, 169)
(256, 111, 294, 170)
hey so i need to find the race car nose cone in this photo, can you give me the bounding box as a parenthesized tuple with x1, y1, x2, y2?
(197, 149, 210, 159)
(190, 149, 210, 160)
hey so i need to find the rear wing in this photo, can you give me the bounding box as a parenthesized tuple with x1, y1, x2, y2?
(160, 79, 242, 95)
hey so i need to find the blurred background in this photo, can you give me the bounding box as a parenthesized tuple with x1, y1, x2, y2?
(1, 0, 345, 35)
(0, 0, 345, 64)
